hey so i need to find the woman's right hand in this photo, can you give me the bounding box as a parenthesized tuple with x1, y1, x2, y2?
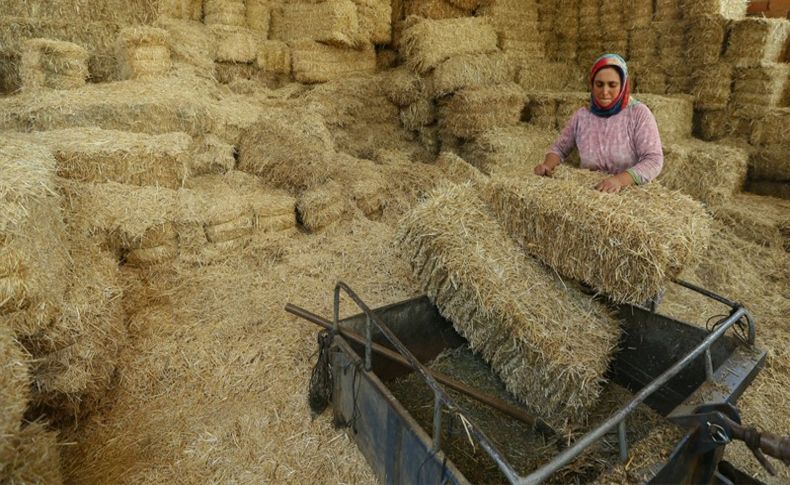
(534, 163, 554, 177)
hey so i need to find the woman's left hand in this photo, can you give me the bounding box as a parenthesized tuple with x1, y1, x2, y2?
(595, 176, 623, 193)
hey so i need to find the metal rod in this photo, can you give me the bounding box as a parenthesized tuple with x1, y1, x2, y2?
(432, 392, 443, 453)
(518, 306, 748, 485)
(705, 348, 714, 382)
(673, 279, 740, 308)
(618, 420, 628, 462)
(365, 314, 372, 372)
(285, 303, 558, 440)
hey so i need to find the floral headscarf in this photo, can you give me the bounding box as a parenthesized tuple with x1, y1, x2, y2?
(589, 54, 638, 118)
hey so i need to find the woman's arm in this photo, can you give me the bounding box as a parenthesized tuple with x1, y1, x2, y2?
(627, 104, 664, 183)
(534, 110, 580, 176)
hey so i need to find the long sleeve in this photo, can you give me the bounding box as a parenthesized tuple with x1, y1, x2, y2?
(627, 104, 664, 184)
(547, 109, 582, 162)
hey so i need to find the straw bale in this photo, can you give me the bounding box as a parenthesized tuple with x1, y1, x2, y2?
(746, 180, 790, 200)
(438, 82, 525, 139)
(4, 128, 193, 188)
(397, 183, 619, 426)
(685, 14, 726, 66)
(430, 52, 514, 97)
(732, 64, 789, 109)
(115, 27, 171, 80)
(246, 0, 271, 34)
(255, 41, 291, 75)
(682, 0, 748, 19)
(0, 0, 157, 23)
(435, 151, 488, 186)
(376, 47, 397, 70)
(381, 66, 424, 106)
(750, 108, 790, 146)
(488, 167, 712, 303)
(478, 1, 541, 41)
(191, 134, 236, 176)
(158, 0, 203, 20)
(152, 17, 215, 77)
(124, 244, 178, 268)
(0, 421, 62, 484)
(0, 324, 29, 440)
(399, 98, 435, 131)
(399, 17, 499, 74)
(204, 215, 254, 243)
(204, 0, 246, 26)
(447, 0, 485, 9)
(659, 139, 748, 204)
(296, 181, 353, 232)
(525, 93, 559, 129)
(237, 107, 335, 191)
(749, 146, 790, 182)
(639, 93, 693, 145)
(654, 0, 682, 20)
(725, 18, 790, 67)
(691, 63, 732, 109)
(290, 41, 376, 83)
(210, 25, 261, 63)
(353, 0, 392, 44)
(694, 108, 733, 141)
(461, 124, 557, 175)
(271, 0, 361, 48)
(631, 64, 667, 94)
(628, 27, 657, 60)
(500, 39, 546, 61)
(20, 39, 88, 90)
(623, 0, 653, 28)
(402, 0, 468, 20)
(518, 62, 585, 92)
(711, 194, 790, 250)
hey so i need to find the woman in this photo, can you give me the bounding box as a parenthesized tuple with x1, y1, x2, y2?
(534, 54, 663, 193)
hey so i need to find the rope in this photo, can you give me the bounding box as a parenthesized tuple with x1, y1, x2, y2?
(308, 330, 334, 416)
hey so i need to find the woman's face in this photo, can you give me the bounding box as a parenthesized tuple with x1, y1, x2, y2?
(592, 67, 621, 106)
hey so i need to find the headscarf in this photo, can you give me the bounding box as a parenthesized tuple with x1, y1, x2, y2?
(589, 54, 637, 118)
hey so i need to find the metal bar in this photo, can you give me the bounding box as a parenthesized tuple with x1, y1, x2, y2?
(432, 392, 443, 453)
(332, 282, 522, 484)
(618, 420, 628, 462)
(518, 306, 748, 485)
(705, 348, 714, 382)
(285, 303, 557, 438)
(365, 314, 372, 372)
(673, 279, 739, 308)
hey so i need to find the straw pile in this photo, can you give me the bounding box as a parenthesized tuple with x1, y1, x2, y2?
(397, 183, 620, 427)
(438, 82, 525, 139)
(153, 17, 216, 76)
(210, 25, 261, 63)
(710, 194, 790, 250)
(746, 180, 790, 200)
(204, 0, 246, 26)
(682, 0, 748, 19)
(461, 125, 557, 176)
(487, 167, 712, 304)
(270, 0, 360, 48)
(751, 108, 790, 146)
(290, 41, 376, 83)
(402, 0, 468, 20)
(237, 107, 335, 192)
(725, 18, 790, 67)
(477, 0, 540, 44)
(732, 64, 789, 111)
(256, 41, 291, 74)
(690, 63, 733, 109)
(399, 17, 499, 74)
(518, 62, 586, 92)
(3, 128, 193, 189)
(430, 52, 514, 98)
(654, 0, 683, 21)
(659, 139, 748, 205)
(115, 27, 172, 80)
(0, 0, 157, 24)
(749, 145, 790, 183)
(190, 134, 236, 176)
(353, 0, 392, 45)
(0, 324, 29, 445)
(0, 420, 63, 484)
(20, 38, 88, 90)
(399, 97, 435, 131)
(380, 65, 424, 106)
(685, 14, 727, 67)
(246, 0, 271, 34)
(434, 151, 488, 186)
(159, 0, 203, 21)
(296, 180, 353, 232)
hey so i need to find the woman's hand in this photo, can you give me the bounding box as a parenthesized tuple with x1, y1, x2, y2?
(595, 176, 623, 193)
(534, 163, 554, 177)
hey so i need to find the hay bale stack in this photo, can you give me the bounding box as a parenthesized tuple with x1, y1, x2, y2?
(725, 18, 790, 67)
(487, 168, 712, 304)
(210, 25, 261, 63)
(20, 38, 88, 90)
(4, 128, 193, 189)
(0, 421, 62, 484)
(750, 108, 790, 146)
(628, 27, 657, 62)
(0, 325, 29, 443)
(256, 41, 291, 74)
(711, 194, 790, 250)
(630, 62, 667, 95)
(694, 108, 735, 141)
(660, 139, 748, 205)
(237, 108, 335, 192)
(749, 145, 790, 183)
(682, 0, 748, 19)
(402, 0, 469, 20)
(478, 0, 541, 45)
(353, 0, 392, 45)
(685, 15, 727, 67)
(296, 180, 353, 232)
(435, 151, 488, 186)
(518, 62, 585, 92)
(246, 0, 271, 34)
(190, 134, 236, 176)
(0, 141, 69, 336)
(431, 52, 514, 98)
(115, 27, 171, 80)
(204, 0, 246, 26)
(732, 64, 789, 111)
(438, 82, 525, 139)
(461, 125, 557, 176)
(654, 0, 683, 20)
(159, 0, 203, 21)
(399, 97, 435, 131)
(400, 17, 499, 74)
(381, 66, 424, 106)
(397, 183, 620, 426)
(691, 63, 733, 109)
(290, 40, 376, 83)
(640, 94, 694, 145)
(746, 180, 790, 200)
(153, 17, 216, 76)
(270, 0, 360, 48)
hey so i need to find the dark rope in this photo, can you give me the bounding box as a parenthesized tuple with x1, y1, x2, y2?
(742, 426, 777, 476)
(308, 330, 334, 416)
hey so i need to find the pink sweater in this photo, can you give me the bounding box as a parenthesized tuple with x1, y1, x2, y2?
(548, 103, 664, 183)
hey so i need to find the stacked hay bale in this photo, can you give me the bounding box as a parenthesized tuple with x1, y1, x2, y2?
(153, 17, 217, 77)
(541, 0, 579, 64)
(397, 183, 620, 429)
(20, 38, 88, 90)
(204, 0, 246, 26)
(478, 0, 545, 64)
(746, 145, 790, 200)
(201, 0, 267, 82)
(710, 193, 790, 250)
(115, 27, 172, 80)
(487, 167, 712, 304)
